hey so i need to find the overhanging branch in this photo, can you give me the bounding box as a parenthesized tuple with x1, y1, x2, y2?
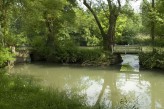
(83, 0, 105, 36)
(107, 0, 112, 10)
(100, 2, 109, 19)
(117, 0, 121, 8)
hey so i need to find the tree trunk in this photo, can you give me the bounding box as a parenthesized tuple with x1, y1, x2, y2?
(0, 6, 7, 46)
(102, 35, 109, 50)
(151, 22, 155, 45)
(83, 0, 108, 50)
(107, 13, 117, 51)
(83, 0, 121, 51)
(44, 12, 55, 47)
(151, 0, 155, 46)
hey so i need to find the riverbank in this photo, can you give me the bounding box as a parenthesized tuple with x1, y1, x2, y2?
(0, 70, 91, 109)
(0, 68, 141, 109)
(25, 47, 122, 67)
(139, 50, 164, 70)
(2, 63, 164, 108)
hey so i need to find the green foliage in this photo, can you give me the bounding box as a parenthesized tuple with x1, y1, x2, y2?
(133, 35, 164, 46)
(43, 46, 102, 64)
(0, 46, 14, 67)
(31, 34, 102, 64)
(133, 34, 151, 45)
(71, 8, 101, 46)
(46, 45, 79, 63)
(1, 0, 164, 67)
(77, 48, 102, 63)
(141, 0, 164, 38)
(139, 50, 164, 69)
(30, 36, 48, 58)
(154, 39, 164, 47)
(115, 15, 127, 44)
(87, 36, 100, 46)
(155, 0, 164, 37)
(115, 13, 141, 44)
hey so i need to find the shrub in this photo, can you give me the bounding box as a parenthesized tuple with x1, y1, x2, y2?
(77, 48, 102, 63)
(139, 50, 164, 69)
(30, 34, 110, 65)
(46, 46, 103, 64)
(133, 34, 164, 47)
(0, 46, 14, 67)
(31, 35, 104, 64)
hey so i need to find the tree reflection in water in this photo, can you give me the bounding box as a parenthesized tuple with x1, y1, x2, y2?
(120, 54, 139, 72)
(11, 64, 164, 108)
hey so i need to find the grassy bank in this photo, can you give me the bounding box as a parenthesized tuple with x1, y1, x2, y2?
(0, 70, 92, 109)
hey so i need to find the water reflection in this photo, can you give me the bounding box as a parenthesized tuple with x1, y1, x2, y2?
(121, 54, 139, 72)
(11, 64, 164, 109)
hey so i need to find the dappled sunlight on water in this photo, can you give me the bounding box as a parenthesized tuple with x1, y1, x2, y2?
(11, 64, 164, 109)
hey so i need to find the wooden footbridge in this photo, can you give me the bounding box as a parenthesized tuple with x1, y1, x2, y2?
(112, 45, 142, 54)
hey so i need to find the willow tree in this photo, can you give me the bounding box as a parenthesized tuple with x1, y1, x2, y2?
(83, 0, 121, 51)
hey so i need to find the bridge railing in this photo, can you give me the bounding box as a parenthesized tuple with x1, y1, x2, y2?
(112, 45, 142, 54)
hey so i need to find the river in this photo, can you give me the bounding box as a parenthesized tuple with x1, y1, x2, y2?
(11, 62, 164, 109)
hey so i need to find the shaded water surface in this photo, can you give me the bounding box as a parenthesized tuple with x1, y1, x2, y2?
(11, 63, 164, 109)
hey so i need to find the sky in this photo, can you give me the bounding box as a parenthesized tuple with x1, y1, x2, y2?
(77, 0, 142, 13)
(129, 0, 142, 12)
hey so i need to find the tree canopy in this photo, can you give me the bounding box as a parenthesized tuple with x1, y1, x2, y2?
(0, 0, 164, 66)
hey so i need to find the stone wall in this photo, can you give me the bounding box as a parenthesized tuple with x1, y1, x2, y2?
(15, 49, 31, 63)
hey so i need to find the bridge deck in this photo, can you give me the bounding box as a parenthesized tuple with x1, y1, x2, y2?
(113, 45, 142, 54)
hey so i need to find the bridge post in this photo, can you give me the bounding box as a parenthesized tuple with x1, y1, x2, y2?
(112, 45, 114, 54)
(128, 44, 129, 53)
(124, 45, 126, 54)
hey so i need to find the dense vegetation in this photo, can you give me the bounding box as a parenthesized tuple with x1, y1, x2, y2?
(0, 0, 164, 68)
(139, 49, 164, 69)
(0, 0, 163, 108)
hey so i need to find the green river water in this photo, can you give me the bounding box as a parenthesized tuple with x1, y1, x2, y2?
(11, 62, 164, 109)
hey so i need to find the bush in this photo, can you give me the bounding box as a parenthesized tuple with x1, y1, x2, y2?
(31, 34, 105, 64)
(139, 50, 164, 69)
(133, 34, 164, 47)
(46, 46, 103, 64)
(77, 48, 103, 63)
(31, 35, 108, 65)
(0, 46, 14, 67)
